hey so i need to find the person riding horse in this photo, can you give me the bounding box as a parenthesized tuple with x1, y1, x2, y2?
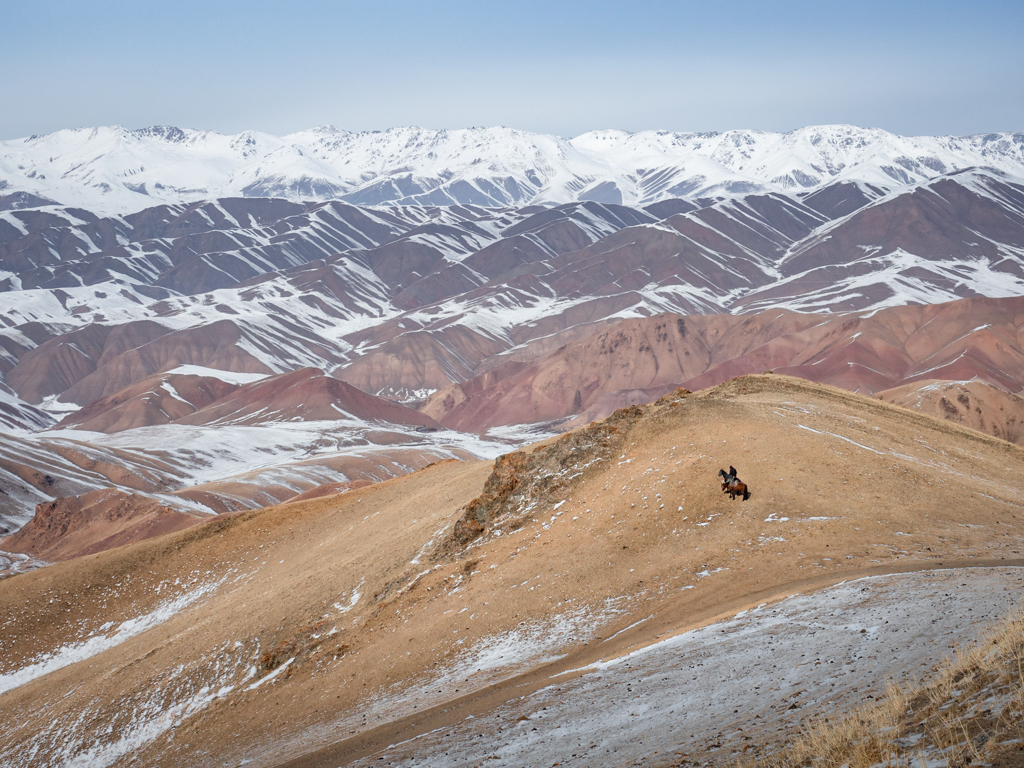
(717, 466, 750, 501)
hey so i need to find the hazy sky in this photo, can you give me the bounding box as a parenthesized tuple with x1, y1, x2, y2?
(2, 0, 1021, 139)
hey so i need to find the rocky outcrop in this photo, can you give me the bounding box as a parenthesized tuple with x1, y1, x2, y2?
(442, 403, 643, 554)
(2, 489, 206, 562)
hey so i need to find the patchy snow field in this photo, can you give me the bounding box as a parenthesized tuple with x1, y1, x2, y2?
(0, 550, 48, 579)
(352, 566, 1024, 767)
(0, 576, 226, 697)
(0, 418, 551, 533)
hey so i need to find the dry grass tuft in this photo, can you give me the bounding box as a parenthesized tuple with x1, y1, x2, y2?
(746, 611, 1024, 768)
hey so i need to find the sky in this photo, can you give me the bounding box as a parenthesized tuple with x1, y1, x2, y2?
(1, 0, 1022, 140)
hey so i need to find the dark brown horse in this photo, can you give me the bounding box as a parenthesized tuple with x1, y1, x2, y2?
(717, 467, 750, 501)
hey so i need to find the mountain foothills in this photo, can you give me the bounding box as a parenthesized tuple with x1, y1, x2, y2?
(1, 376, 1023, 767)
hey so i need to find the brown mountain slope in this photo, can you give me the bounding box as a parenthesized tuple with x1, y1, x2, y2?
(335, 325, 509, 401)
(1, 488, 207, 562)
(164, 441, 476, 515)
(51, 367, 439, 433)
(875, 379, 1024, 445)
(0, 369, 446, 539)
(390, 202, 657, 310)
(5, 318, 272, 405)
(53, 371, 240, 433)
(781, 172, 1024, 276)
(688, 294, 1024, 394)
(1, 439, 478, 563)
(5, 321, 160, 404)
(735, 170, 1024, 313)
(176, 367, 441, 427)
(332, 195, 828, 401)
(419, 312, 805, 429)
(560, 384, 679, 430)
(422, 295, 1024, 432)
(1, 375, 1023, 767)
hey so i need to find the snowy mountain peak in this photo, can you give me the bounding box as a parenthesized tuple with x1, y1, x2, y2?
(130, 125, 190, 143)
(2, 124, 1023, 214)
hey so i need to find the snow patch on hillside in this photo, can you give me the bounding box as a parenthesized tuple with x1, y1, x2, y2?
(0, 576, 225, 696)
(163, 365, 269, 385)
(350, 566, 1024, 767)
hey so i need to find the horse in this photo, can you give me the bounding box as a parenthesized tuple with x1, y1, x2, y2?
(717, 466, 750, 501)
(718, 466, 737, 491)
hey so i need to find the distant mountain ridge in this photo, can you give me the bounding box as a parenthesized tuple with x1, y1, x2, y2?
(2, 124, 1023, 214)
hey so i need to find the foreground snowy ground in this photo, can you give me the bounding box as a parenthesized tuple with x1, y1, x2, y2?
(350, 566, 1024, 767)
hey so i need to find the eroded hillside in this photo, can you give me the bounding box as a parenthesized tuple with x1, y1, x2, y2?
(876, 378, 1024, 445)
(423, 296, 1024, 432)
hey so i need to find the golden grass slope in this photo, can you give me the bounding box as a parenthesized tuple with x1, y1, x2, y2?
(1, 375, 1023, 767)
(755, 609, 1024, 768)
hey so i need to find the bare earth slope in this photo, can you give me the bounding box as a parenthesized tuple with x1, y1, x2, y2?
(422, 296, 1024, 432)
(1, 488, 207, 562)
(0, 365, 451, 537)
(167, 368, 441, 428)
(876, 378, 1024, 445)
(53, 370, 241, 433)
(1, 375, 1022, 767)
(3, 170, 1024, 419)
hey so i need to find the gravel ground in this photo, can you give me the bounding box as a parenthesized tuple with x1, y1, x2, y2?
(353, 566, 1024, 768)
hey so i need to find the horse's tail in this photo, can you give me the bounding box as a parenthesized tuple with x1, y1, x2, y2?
(743, 486, 750, 501)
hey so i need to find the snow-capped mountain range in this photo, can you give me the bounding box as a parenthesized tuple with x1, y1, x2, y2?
(2, 124, 1024, 214)
(3, 123, 1024, 542)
